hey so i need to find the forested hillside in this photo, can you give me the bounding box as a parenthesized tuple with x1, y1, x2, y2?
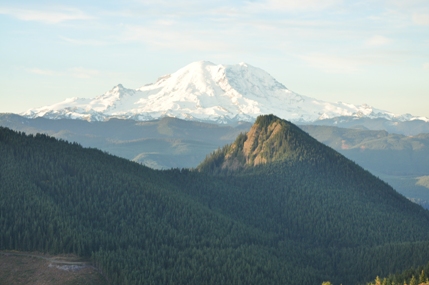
(0, 113, 251, 169)
(299, 125, 429, 175)
(299, 124, 429, 208)
(2, 116, 429, 284)
(365, 261, 429, 285)
(2, 113, 429, 209)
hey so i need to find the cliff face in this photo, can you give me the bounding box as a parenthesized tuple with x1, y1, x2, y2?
(198, 114, 325, 172)
(241, 117, 289, 166)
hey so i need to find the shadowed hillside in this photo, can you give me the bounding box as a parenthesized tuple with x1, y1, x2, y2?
(2, 116, 429, 284)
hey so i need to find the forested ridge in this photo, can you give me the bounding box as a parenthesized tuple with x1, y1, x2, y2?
(2, 115, 429, 285)
(330, 260, 429, 285)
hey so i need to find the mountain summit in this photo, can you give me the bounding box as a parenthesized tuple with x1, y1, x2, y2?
(22, 61, 427, 124)
(197, 114, 341, 172)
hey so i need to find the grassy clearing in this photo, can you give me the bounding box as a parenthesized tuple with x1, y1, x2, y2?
(0, 251, 107, 285)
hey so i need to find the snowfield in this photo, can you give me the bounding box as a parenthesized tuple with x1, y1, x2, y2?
(22, 61, 429, 124)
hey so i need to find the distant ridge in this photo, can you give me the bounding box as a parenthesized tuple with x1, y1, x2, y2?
(21, 61, 428, 125)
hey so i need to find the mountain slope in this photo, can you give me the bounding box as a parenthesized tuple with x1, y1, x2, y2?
(1, 127, 303, 284)
(299, 124, 429, 207)
(198, 114, 348, 172)
(0, 113, 251, 168)
(21, 61, 427, 126)
(198, 114, 326, 171)
(2, 113, 429, 206)
(197, 114, 429, 246)
(3, 119, 429, 284)
(308, 116, 429, 136)
(300, 124, 429, 176)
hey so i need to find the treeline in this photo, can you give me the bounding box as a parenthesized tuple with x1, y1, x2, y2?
(2, 123, 429, 284)
(366, 262, 429, 285)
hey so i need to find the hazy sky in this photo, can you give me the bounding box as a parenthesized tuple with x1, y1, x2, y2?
(1, 0, 428, 117)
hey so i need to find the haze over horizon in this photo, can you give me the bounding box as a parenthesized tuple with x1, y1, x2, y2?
(1, 0, 428, 117)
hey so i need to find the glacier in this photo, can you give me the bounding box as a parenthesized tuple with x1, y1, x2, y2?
(22, 61, 429, 124)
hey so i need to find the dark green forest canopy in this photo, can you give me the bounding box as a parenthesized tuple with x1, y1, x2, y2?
(2, 117, 429, 285)
(363, 259, 429, 285)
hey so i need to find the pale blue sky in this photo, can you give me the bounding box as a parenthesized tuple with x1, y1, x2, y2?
(1, 0, 428, 117)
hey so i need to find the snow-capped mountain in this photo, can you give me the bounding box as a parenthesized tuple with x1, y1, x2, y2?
(22, 61, 428, 124)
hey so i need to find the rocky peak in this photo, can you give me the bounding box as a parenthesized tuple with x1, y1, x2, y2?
(197, 114, 322, 173)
